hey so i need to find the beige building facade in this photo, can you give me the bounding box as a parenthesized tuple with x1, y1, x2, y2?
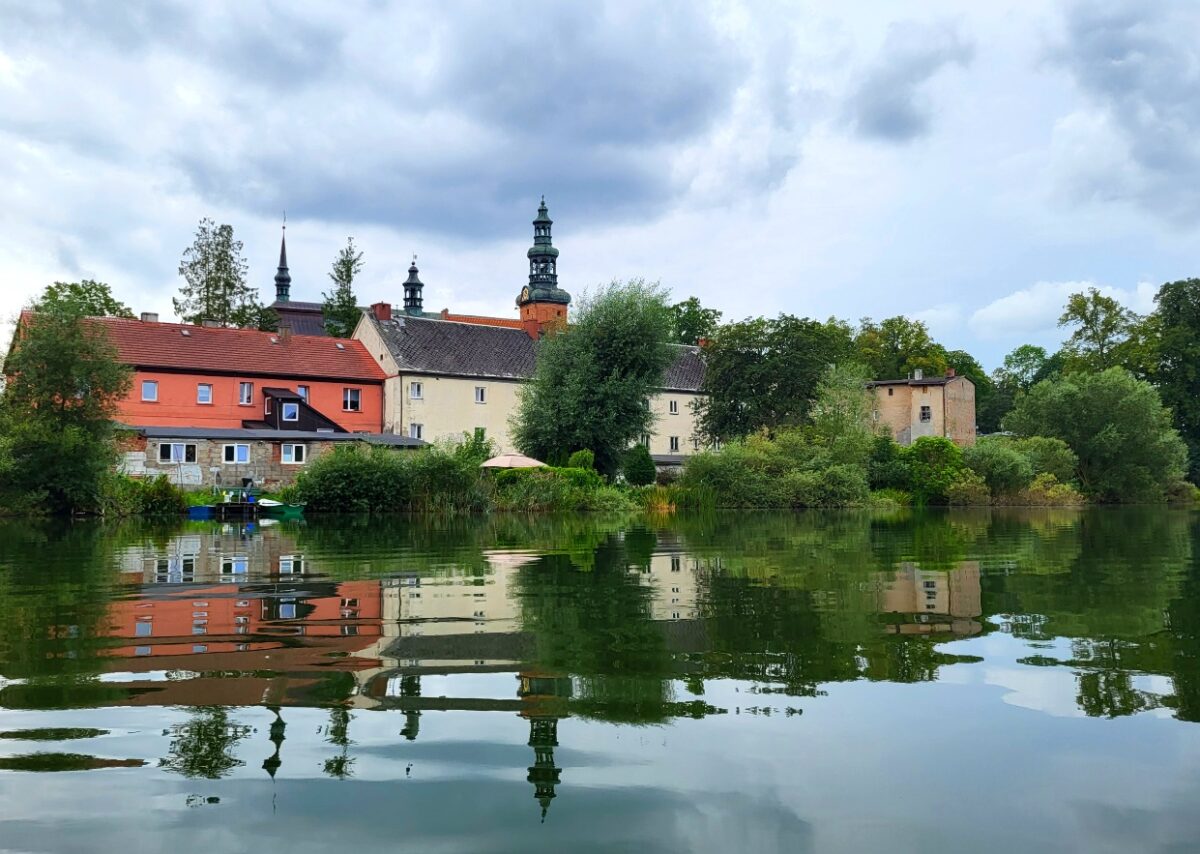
(870, 372, 976, 447)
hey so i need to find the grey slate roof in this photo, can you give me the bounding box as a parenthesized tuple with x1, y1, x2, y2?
(272, 301, 328, 337)
(137, 426, 425, 447)
(368, 314, 705, 391)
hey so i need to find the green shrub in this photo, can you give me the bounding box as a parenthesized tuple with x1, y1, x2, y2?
(870, 488, 913, 509)
(138, 475, 188, 517)
(567, 449, 595, 470)
(946, 470, 990, 506)
(295, 444, 411, 513)
(623, 445, 657, 486)
(868, 434, 910, 490)
(781, 469, 822, 507)
(820, 463, 870, 506)
(1014, 473, 1086, 506)
(964, 439, 1034, 495)
(553, 466, 604, 490)
(902, 437, 967, 505)
(1012, 436, 1078, 484)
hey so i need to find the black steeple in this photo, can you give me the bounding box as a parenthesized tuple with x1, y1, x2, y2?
(527, 717, 562, 822)
(403, 255, 424, 317)
(517, 196, 571, 309)
(274, 223, 291, 303)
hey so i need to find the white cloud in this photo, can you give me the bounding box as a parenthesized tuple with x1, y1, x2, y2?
(967, 279, 1156, 342)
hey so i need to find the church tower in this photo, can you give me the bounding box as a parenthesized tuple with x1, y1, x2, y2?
(516, 197, 570, 336)
(403, 256, 424, 317)
(274, 226, 291, 303)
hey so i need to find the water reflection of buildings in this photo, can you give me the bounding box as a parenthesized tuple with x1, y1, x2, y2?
(70, 531, 984, 817)
(875, 562, 982, 636)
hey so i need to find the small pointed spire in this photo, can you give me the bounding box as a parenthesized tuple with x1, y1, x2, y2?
(274, 222, 291, 303)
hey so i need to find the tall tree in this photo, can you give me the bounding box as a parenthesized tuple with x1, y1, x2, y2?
(0, 300, 132, 512)
(854, 316, 948, 379)
(1004, 368, 1187, 502)
(323, 237, 364, 338)
(668, 297, 722, 345)
(979, 345, 1049, 434)
(1154, 278, 1200, 481)
(32, 280, 133, 318)
(694, 315, 854, 442)
(512, 279, 674, 477)
(1058, 287, 1139, 372)
(174, 218, 266, 328)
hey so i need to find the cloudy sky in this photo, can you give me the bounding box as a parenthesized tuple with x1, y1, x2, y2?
(1, 0, 1197, 368)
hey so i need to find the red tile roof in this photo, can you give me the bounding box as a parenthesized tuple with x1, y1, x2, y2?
(87, 316, 386, 382)
(439, 310, 525, 330)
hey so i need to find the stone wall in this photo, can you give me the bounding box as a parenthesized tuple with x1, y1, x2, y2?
(120, 438, 342, 489)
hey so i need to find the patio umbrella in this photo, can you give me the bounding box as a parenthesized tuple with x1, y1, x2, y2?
(480, 453, 547, 469)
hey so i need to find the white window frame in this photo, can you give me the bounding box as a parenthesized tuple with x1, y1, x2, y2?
(343, 387, 361, 412)
(158, 443, 195, 462)
(222, 444, 250, 464)
(410, 381, 423, 400)
(475, 386, 487, 404)
(197, 383, 213, 404)
(238, 382, 253, 405)
(281, 402, 300, 422)
(282, 443, 306, 464)
(297, 385, 309, 401)
(669, 399, 679, 415)
(409, 423, 423, 440)
(141, 380, 158, 402)
(669, 436, 680, 452)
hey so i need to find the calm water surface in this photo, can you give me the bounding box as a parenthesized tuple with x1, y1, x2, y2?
(1, 509, 1199, 853)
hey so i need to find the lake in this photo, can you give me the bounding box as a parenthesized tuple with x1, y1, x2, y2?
(0, 508, 1198, 853)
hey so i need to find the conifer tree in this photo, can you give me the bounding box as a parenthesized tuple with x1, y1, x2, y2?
(174, 218, 266, 328)
(323, 237, 364, 338)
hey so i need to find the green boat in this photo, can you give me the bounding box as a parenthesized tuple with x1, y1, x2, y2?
(257, 499, 305, 520)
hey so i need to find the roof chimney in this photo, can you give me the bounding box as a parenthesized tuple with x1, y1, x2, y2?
(697, 336, 710, 348)
(202, 319, 221, 328)
(140, 312, 158, 323)
(278, 321, 292, 341)
(945, 367, 956, 378)
(371, 302, 392, 322)
(913, 368, 924, 381)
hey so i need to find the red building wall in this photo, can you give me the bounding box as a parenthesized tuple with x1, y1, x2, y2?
(119, 371, 384, 432)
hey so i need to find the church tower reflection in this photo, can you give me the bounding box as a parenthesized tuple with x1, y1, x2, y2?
(518, 671, 571, 821)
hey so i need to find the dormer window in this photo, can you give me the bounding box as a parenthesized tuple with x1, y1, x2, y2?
(282, 402, 299, 421)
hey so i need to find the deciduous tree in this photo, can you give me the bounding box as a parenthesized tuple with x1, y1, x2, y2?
(695, 315, 854, 441)
(1004, 368, 1187, 501)
(512, 280, 674, 477)
(32, 280, 133, 318)
(668, 296, 722, 345)
(1154, 278, 1200, 480)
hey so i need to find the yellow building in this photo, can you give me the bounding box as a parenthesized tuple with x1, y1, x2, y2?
(354, 199, 706, 463)
(869, 370, 976, 447)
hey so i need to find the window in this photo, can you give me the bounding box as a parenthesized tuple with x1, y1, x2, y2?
(474, 427, 486, 442)
(475, 386, 487, 404)
(282, 444, 306, 464)
(343, 388, 361, 411)
(409, 423, 423, 440)
(297, 385, 309, 401)
(265, 398, 273, 415)
(220, 557, 248, 575)
(135, 620, 152, 637)
(239, 382, 253, 405)
(923, 580, 937, 589)
(223, 444, 250, 464)
(873, 410, 880, 422)
(888, 388, 894, 397)
(410, 382, 423, 400)
(669, 436, 680, 452)
(281, 402, 299, 421)
(920, 405, 932, 423)
(640, 434, 651, 448)
(197, 383, 212, 404)
(671, 556, 681, 572)
(713, 439, 723, 451)
(158, 443, 196, 463)
(279, 601, 297, 620)
(279, 556, 303, 575)
(142, 380, 158, 402)
(669, 399, 679, 415)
